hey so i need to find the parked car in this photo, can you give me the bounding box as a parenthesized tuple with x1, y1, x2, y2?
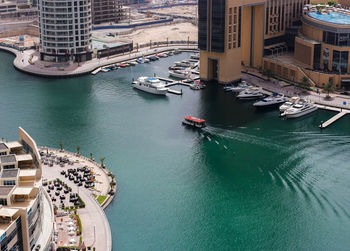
(55, 191, 60, 196)
(60, 195, 66, 200)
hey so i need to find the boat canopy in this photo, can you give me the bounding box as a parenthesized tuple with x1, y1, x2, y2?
(184, 116, 205, 123)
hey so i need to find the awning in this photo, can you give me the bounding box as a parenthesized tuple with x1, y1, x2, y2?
(16, 154, 32, 162)
(19, 169, 36, 177)
(12, 187, 33, 196)
(0, 208, 18, 218)
(4, 141, 22, 149)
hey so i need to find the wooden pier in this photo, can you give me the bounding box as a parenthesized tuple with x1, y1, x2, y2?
(317, 105, 350, 128)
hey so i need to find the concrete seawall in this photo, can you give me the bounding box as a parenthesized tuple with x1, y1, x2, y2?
(1, 44, 198, 78)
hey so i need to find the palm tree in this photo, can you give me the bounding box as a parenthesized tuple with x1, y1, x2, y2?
(89, 152, 93, 160)
(100, 157, 106, 168)
(323, 81, 335, 99)
(59, 142, 63, 152)
(76, 146, 80, 155)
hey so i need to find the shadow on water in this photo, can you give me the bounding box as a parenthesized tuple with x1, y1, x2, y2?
(198, 81, 267, 129)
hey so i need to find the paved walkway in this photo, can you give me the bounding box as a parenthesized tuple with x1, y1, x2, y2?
(0, 44, 197, 77)
(242, 72, 350, 110)
(41, 150, 112, 251)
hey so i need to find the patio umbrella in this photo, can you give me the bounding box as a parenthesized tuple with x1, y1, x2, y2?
(69, 238, 76, 244)
(68, 231, 75, 236)
(67, 221, 74, 226)
(68, 226, 75, 231)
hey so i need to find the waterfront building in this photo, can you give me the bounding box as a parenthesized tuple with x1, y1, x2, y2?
(92, 0, 124, 25)
(264, 4, 350, 89)
(199, 0, 350, 89)
(199, 0, 310, 84)
(0, 128, 52, 251)
(38, 0, 93, 62)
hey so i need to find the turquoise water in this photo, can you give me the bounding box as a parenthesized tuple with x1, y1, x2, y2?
(308, 12, 350, 25)
(1, 51, 350, 250)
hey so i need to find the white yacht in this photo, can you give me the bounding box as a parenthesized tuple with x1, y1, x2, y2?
(279, 97, 300, 112)
(169, 70, 192, 79)
(174, 60, 192, 67)
(230, 82, 251, 92)
(132, 77, 168, 95)
(280, 101, 318, 118)
(253, 93, 287, 107)
(237, 87, 265, 100)
(190, 54, 200, 60)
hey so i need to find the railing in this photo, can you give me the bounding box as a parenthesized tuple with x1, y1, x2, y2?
(40, 187, 55, 251)
(89, 194, 112, 251)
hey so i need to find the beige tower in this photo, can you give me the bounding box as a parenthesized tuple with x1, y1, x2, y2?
(199, 0, 310, 84)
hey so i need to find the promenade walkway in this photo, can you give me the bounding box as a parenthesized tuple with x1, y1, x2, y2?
(41, 149, 113, 251)
(0, 44, 197, 77)
(242, 72, 350, 128)
(242, 72, 350, 110)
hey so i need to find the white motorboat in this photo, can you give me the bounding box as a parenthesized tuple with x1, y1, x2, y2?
(253, 93, 287, 107)
(280, 101, 318, 118)
(223, 86, 235, 92)
(190, 54, 200, 60)
(237, 87, 265, 100)
(279, 97, 300, 112)
(129, 61, 137, 66)
(132, 77, 168, 95)
(144, 58, 150, 63)
(174, 60, 192, 67)
(169, 70, 192, 79)
(230, 82, 251, 92)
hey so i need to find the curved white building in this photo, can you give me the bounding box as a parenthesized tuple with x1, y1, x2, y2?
(38, 0, 92, 62)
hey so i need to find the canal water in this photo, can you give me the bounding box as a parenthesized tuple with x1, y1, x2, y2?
(1, 51, 350, 250)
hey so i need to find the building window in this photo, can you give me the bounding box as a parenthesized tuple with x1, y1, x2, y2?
(3, 165, 15, 169)
(0, 198, 7, 206)
(332, 50, 348, 74)
(0, 152, 6, 156)
(4, 180, 15, 186)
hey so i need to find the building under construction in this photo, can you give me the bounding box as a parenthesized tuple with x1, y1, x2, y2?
(92, 0, 125, 24)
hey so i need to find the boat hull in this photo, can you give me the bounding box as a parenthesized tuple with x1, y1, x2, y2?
(283, 106, 318, 118)
(132, 83, 168, 95)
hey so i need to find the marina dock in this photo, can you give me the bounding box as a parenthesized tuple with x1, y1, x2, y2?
(317, 105, 350, 128)
(91, 67, 102, 75)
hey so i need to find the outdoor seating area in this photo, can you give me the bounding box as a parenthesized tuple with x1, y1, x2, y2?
(55, 215, 81, 248)
(44, 178, 85, 210)
(62, 167, 95, 189)
(40, 151, 74, 167)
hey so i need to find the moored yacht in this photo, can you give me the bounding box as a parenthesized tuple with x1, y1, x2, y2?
(237, 87, 265, 100)
(253, 93, 287, 107)
(230, 82, 250, 92)
(279, 97, 300, 112)
(174, 60, 192, 67)
(132, 77, 168, 95)
(169, 70, 192, 79)
(280, 101, 318, 118)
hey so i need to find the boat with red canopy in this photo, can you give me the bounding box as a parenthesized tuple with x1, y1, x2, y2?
(182, 116, 206, 128)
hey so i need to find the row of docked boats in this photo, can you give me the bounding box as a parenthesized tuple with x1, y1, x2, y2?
(168, 53, 199, 80)
(225, 82, 318, 118)
(93, 50, 183, 75)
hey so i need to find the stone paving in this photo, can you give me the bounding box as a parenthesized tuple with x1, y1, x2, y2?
(41, 148, 112, 250)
